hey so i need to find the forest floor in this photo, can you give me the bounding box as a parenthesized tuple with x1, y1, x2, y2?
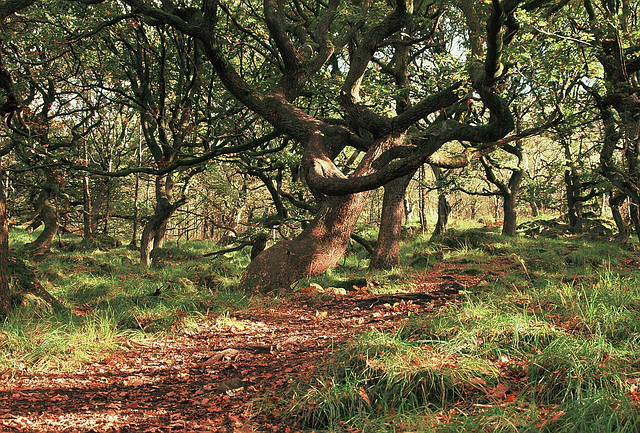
(0, 259, 502, 433)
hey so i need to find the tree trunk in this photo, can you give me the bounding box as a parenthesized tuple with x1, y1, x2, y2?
(610, 194, 630, 242)
(501, 168, 523, 236)
(431, 165, 450, 239)
(130, 133, 142, 248)
(529, 201, 539, 217)
(130, 173, 140, 248)
(140, 174, 183, 267)
(26, 170, 59, 254)
(102, 178, 112, 235)
(0, 158, 11, 319)
(89, 189, 105, 236)
(140, 213, 168, 267)
(502, 193, 518, 236)
(564, 166, 583, 233)
(240, 133, 405, 292)
(82, 174, 93, 239)
(419, 165, 427, 234)
(370, 172, 413, 270)
(629, 196, 640, 239)
(239, 192, 369, 291)
(82, 139, 94, 240)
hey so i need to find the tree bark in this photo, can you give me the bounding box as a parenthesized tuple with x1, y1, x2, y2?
(502, 190, 518, 236)
(140, 174, 184, 267)
(130, 172, 140, 248)
(629, 196, 640, 239)
(563, 140, 583, 233)
(370, 172, 413, 270)
(431, 165, 450, 238)
(240, 192, 370, 291)
(0, 157, 10, 319)
(82, 138, 94, 240)
(502, 161, 524, 236)
(241, 133, 405, 291)
(26, 169, 59, 254)
(610, 194, 630, 242)
(82, 174, 93, 239)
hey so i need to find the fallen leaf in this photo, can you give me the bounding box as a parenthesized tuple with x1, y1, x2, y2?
(358, 387, 371, 405)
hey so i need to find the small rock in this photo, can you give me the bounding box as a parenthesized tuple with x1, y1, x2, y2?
(325, 287, 347, 296)
(215, 377, 246, 395)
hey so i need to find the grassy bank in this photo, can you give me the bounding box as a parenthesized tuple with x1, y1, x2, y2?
(286, 229, 640, 432)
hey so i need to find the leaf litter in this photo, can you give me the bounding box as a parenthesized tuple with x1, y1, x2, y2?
(0, 256, 559, 432)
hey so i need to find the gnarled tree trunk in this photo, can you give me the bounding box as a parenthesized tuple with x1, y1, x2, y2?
(125, 0, 519, 293)
(241, 133, 405, 291)
(26, 169, 59, 254)
(240, 193, 369, 291)
(140, 174, 185, 267)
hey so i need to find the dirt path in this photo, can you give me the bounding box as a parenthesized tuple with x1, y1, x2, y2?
(0, 265, 495, 433)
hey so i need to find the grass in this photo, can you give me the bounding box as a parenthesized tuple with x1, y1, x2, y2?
(3, 223, 640, 432)
(283, 226, 640, 432)
(1, 228, 252, 373)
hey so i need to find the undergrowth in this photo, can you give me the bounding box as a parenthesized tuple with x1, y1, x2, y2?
(3, 224, 640, 432)
(1, 228, 251, 373)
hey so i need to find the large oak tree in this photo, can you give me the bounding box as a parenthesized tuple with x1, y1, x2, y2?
(114, 0, 523, 291)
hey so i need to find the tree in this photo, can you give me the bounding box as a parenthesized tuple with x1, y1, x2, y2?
(538, 0, 640, 237)
(0, 0, 39, 318)
(113, 0, 525, 291)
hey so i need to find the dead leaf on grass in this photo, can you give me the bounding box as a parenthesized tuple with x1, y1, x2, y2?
(358, 386, 371, 405)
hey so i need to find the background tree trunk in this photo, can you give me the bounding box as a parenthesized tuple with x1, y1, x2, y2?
(140, 174, 185, 266)
(501, 165, 524, 236)
(82, 138, 93, 240)
(502, 191, 518, 236)
(26, 170, 59, 254)
(563, 141, 583, 233)
(370, 172, 413, 270)
(130, 172, 140, 248)
(610, 194, 630, 242)
(431, 165, 450, 238)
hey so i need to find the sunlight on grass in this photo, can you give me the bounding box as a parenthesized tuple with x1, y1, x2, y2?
(4, 226, 640, 432)
(282, 229, 640, 432)
(290, 329, 499, 430)
(1, 231, 252, 373)
(0, 307, 143, 373)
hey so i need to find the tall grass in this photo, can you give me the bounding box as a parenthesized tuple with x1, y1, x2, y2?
(284, 229, 640, 432)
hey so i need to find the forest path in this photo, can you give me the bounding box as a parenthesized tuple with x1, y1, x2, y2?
(0, 261, 509, 433)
